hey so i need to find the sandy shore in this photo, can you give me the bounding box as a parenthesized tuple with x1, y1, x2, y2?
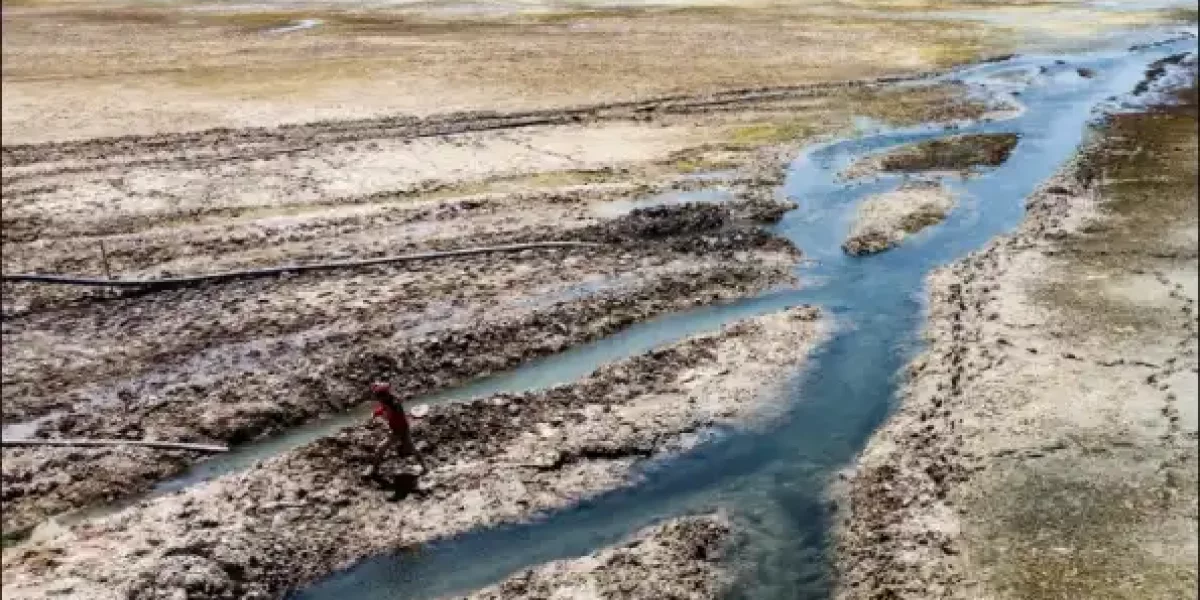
(2, 305, 828, 599)
(462, 514, 734, 600)
(842, 181, 956, 256)
(834, 84, 1198, 598)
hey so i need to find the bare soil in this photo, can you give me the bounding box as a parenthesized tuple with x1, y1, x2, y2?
(0, 201, 798, 535)
(1, 306, 828, 600)
(833, 83, 1198, 599)
(463, 514, 734, 600)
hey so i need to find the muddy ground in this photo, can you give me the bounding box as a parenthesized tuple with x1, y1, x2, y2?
(834, 82, 1198, 598)
(0, 201, 796, 535)
(463, 514, 734, 600)
(0, 69, 996, 538)
(1, 305, 827, 599)
(3, 0, 1192, 591)
(842, 180, 956, 256)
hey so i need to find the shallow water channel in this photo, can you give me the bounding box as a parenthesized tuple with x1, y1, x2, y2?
(121, 29, 1194, 600)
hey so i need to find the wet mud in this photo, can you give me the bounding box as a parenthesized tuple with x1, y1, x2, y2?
(1, 201, 798, 535)
(1, 306, 827, 600)
(843, 132, 1020, 179)
(462, 514, 734, 600)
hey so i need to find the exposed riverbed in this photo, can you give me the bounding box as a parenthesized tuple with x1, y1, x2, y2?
(2, 22, 1195, 600)
(284, 27, 1198, 600)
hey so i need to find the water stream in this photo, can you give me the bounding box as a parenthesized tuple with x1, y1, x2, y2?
(285, 30, 1196, 600)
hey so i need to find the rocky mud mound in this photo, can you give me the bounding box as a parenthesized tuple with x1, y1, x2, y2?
(1, 306, 827, 600)
(842, 181, 956, 256)
(843, 133, 1020, 179)
(581, 202, 797, 254)
(463, 514, 734, 600)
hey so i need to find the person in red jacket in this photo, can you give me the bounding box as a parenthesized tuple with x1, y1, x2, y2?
(367, 382, 428, 476)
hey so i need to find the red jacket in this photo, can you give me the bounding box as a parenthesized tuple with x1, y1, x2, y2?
(374, 401, 409, 432)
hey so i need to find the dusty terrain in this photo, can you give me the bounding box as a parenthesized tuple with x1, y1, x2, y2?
(1, 306, 827, 599)
(842, 180, 956, 256)
(834, 82, 1198, 598)
(0, 0, 1020, 144)
(463, 514, 734, 600)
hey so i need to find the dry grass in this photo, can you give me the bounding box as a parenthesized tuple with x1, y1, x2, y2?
(2, 2, 1013, 142)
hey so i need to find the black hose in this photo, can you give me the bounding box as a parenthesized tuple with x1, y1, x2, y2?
(2, 241, 600, 289)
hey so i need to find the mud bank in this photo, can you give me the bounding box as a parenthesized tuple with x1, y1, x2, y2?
(1, 203, 798, 536)
(462, 514, 733, 600)
(842, 181, 956, 256)
(834, 86, 1198, 598)
(843, 133, 1020, 180)
(2, 305, 828, 599)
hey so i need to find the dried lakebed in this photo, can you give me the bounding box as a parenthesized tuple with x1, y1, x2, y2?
(841, 181, 956, 256)
(1, 306, 829, 599)
(279, 32, 1199, 600)
(2, 26, 1195, 600)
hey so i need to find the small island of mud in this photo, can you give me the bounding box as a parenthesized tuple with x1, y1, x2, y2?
(844, 133, 1020, 179)
(842, 181, 956, 256)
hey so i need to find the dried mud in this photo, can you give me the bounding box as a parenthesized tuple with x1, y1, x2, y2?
(1, 306, 828, 600)
(834, 86, 1198, 598)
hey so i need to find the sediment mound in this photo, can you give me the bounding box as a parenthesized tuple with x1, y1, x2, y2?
(844, 133, 1020, 179)
(842, 181, 955, 256)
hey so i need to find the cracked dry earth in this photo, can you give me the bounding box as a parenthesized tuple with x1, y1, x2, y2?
(834, 87, 1199, 599)
(462, 514, 734, 600)
(1, 305, 827, 600)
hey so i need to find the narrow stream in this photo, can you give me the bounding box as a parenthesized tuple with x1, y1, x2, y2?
(285, 31, 1196, 600)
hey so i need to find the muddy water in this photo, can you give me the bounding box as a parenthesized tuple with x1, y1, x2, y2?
(277, 31, 1197, 600)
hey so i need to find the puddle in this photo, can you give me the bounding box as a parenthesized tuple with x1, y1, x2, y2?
(264, 19, 324, 35)
(286, 30, 1198, 600)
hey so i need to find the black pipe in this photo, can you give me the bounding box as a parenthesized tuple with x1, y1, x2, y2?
(2, 241, 601, 289)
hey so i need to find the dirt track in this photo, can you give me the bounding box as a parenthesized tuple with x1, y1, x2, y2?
(834, 82, 1198, 599)
(2, 306, 827, 599)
